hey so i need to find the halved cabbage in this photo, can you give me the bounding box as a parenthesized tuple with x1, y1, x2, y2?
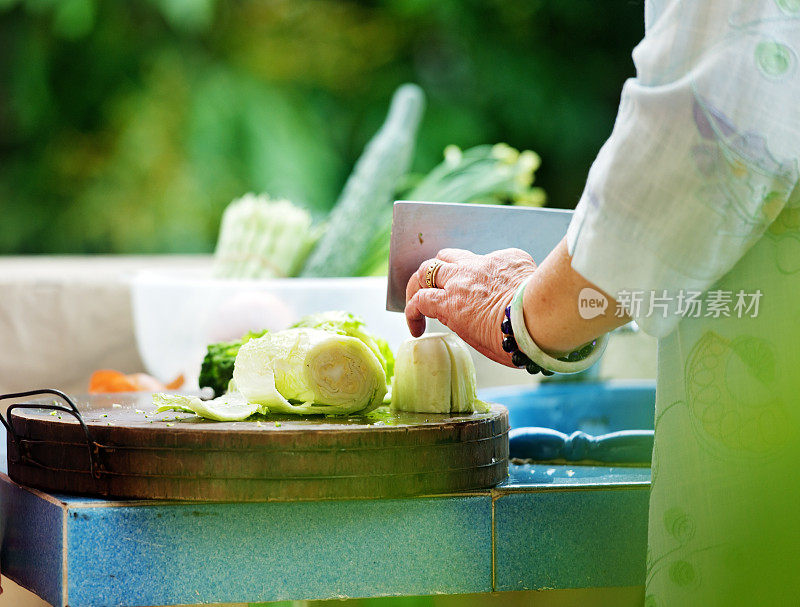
(232, 328, 387, 415)
(391, 333, 487, 414)
(155, 327, 388, 420)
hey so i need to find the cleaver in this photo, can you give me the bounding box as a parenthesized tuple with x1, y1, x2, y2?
(387, 201, 573, 312)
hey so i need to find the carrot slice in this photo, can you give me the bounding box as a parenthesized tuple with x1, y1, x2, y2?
(89, 369, 139, 393)
(89, 370, 185, 393)
(165, 374, 185, 390)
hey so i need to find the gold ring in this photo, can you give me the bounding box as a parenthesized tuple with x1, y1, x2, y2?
(425, 260, 443, 289)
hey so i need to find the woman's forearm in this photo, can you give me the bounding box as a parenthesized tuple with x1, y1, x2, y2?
(522, 237, 629, 356)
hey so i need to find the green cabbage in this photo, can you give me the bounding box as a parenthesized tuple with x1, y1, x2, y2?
(232, 328, 387, 415)
(156, 328, 387, 419)
(391, 333, 487, 414)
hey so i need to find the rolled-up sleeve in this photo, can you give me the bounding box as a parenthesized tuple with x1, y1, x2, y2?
(567, 0, 800, 337)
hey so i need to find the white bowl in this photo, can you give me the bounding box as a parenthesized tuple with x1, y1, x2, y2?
(131, 269, 410, 388)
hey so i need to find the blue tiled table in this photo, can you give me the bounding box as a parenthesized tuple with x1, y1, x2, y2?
(1, 382, 653, 607)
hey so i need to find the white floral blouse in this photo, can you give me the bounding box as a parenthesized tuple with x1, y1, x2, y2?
(566, 2, 800, 605)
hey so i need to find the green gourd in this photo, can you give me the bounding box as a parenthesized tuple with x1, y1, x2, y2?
(300, 83, 425, 277)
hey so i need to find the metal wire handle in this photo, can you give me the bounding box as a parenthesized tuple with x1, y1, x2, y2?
(0, 388, 100, 478)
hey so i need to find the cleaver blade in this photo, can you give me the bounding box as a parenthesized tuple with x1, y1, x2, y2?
(386, 201, 573, 312)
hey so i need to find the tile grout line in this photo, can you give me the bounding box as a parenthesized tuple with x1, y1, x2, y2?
(62, 504, 68, 607)
(67, 491, 495, 509)
(491, 490, 496, 592)
(494, 482, 650, 494)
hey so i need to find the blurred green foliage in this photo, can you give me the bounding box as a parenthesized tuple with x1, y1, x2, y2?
(0, 0, 643, 254)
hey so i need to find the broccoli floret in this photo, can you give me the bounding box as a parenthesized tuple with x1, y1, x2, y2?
(198, 329, 268, 396)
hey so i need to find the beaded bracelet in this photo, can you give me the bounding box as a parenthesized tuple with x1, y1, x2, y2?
(501, 276, 609, 375)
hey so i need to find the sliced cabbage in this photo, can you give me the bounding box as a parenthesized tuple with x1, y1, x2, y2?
(391, 333, 488, 414)
(443, 333, 481, 413)
(233, 328, 387, 415)
(154, 391, 260, 421)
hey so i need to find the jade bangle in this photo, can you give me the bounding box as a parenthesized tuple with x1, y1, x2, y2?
(509, 276, 609, 374)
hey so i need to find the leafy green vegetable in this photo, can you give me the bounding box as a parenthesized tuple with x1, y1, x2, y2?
(212, 194, 321, 279)
(300, 83, 426, 277)
(198, 329, 268, 397)
(290, 310, 394, 381)
(232, 328, 387, 415)
(360, 143, 547, 276)
(200, 313, 393, 399)
(404, 143, 546, 207)
(391, 333, 487, 414)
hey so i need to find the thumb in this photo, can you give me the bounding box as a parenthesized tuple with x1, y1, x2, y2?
(405, 289, 448, 337)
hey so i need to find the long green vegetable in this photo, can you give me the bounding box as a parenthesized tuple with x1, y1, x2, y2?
(300, 83, 425, 277)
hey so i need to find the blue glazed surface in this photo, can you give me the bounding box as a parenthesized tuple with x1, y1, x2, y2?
(494, 488, 650, 591)
(508, 427, 654, 463)
(479, 380, 656, 434)
(65, 496, 492, 606)
(501, 463, 650, 489)
(0, 474, 64, 606)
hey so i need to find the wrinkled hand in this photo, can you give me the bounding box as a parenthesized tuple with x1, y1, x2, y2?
(405, 248, 537, 367)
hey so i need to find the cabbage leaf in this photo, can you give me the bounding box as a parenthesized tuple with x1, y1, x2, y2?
(154, 391, 260, 421)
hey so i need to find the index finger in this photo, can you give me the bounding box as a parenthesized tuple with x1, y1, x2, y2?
(406, 269, 421, 305)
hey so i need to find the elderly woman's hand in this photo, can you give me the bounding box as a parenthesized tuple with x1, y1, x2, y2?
(405, 248, 537, 367)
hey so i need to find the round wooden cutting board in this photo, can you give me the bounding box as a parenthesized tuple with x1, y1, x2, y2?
(5, 393, 508, 501)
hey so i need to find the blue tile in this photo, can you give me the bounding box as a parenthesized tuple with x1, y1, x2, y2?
(66, 496, 492, 606)
(0, 473, 64, 606)
(494, 487, 649, 591)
